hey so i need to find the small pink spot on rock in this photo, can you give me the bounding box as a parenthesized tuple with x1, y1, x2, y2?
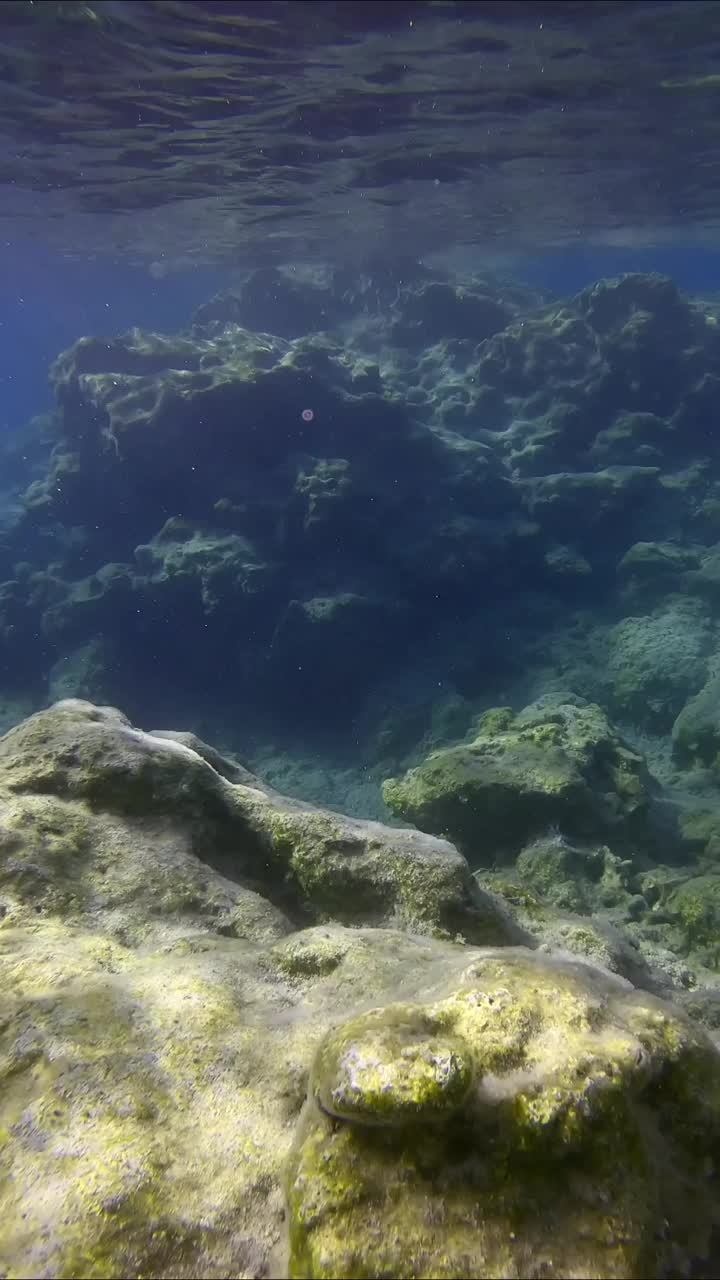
(301, 408, 314, 422)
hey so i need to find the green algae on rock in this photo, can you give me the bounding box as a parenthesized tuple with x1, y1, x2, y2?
(383, 695, 655, 864)
(672, 672, 720, 766)
(6, 270, 720, 749)
(0, 698, 508, 946)
(664, 873, 720, 969)
(287, 950, 720, 1280)
(1, 269, 713, 738)
(1, 700, 720, 1279)
(311, 1005, 474, 1126)
(515, 832, 635, 914)
(605, 600, 711, 731)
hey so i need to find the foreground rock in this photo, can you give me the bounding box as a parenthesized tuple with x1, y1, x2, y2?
(1, 701, 720, 1280)
(289, 949, 720, 1280)
(0, 699, 502, 945)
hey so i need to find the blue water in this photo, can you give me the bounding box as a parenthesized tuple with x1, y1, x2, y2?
(0, 243, 226, 429)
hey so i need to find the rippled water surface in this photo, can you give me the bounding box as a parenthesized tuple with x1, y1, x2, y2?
(2, 0, 720, 264)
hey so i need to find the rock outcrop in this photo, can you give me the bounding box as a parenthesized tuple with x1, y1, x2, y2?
(5, 270, 720, 734)
(2, 700, 720, 1279)
(383, 695, 656, 862)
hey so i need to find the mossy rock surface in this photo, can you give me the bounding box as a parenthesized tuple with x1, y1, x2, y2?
(665, 874, 720, 968)
(606, 602, 711, 730)
(673, 673, 720, 766)
(383, 696, 655, 863)
(1, 699, 720, 1280)
(516, 833, 635, 914)
(0, 699, 505, 945)
(288, 949, 720, 1280)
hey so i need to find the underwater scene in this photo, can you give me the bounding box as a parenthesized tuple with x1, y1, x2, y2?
(7, 1, 720, 1277)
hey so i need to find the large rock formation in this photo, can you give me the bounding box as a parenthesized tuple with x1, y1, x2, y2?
(383, 695, 657, 862)
(1, 700, 720, 1279)
(288, 950, 720, 1280)
(5, 268, 720, 735)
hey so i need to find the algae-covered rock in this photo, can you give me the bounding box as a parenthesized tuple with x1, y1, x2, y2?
(311, 1005, 474, 1126)
(617, 539, 701, 590)
(515, 829, 635, 913)
(133, 518, 274, 615)
(236, 784, 517, 945)
(673, 672, 720, 766)
(0, 698, 504, 944)
(383, 695, 655, 863)
(519, 465, 661, 542)
(0, 698, 510, 1280)
(1, 913, 512, 1280)
(664, 873, 720, 969)
(606, 600, 711, 730)
(5, 268, 720, 737)
(287, 949, 720, 1280)
(293, 457, 352, 534)
(476, 870, 690, 1002)
(1, 699, 720, 1280)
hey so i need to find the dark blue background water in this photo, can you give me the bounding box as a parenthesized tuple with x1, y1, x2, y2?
(2, 240, 720, 435)
(0, 243, 227, 433)
(521, 245, 720, 300)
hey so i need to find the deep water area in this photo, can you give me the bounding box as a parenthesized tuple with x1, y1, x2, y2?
(7, 3, 720, 1279)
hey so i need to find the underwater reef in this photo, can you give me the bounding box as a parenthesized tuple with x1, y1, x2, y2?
(7, 265, 720, 739)
(6, 265, 720, 816)
(2, 698, 720, 1279)
(6, 266, 720, 1274)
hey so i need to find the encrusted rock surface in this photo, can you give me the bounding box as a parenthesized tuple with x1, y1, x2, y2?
(383, 695, 656, 862)
(1, 700, 720, 1279)
(7, 264, 720, 1277)
(0, 699, 503, 944)
(288, 950, 720, 1280)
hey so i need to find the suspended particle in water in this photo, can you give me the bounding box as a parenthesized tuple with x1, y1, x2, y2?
(301, 408, 314, 422)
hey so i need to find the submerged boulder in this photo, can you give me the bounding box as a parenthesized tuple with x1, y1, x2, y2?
(288, 948, 720, 1280)
(1, 699, 719, 1280)
(383, 695, 655, 863)
(672, 672, 720, 766)
(0, 699, 506, 945)
(606, 600, 711, 730)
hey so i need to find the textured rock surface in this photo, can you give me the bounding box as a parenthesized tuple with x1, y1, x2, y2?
(288, 949, 720, 1280)
(2, 700, 720, 1279)
(606, 600, 712, 730)
(8, 262, 720, 1276)
(672, 672, 720, 766)
(383, 696, 656, 862)
(0, 700, 503, 945)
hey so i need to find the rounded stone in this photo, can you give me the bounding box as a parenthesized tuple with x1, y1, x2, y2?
(311, 1004, 474, 1126)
